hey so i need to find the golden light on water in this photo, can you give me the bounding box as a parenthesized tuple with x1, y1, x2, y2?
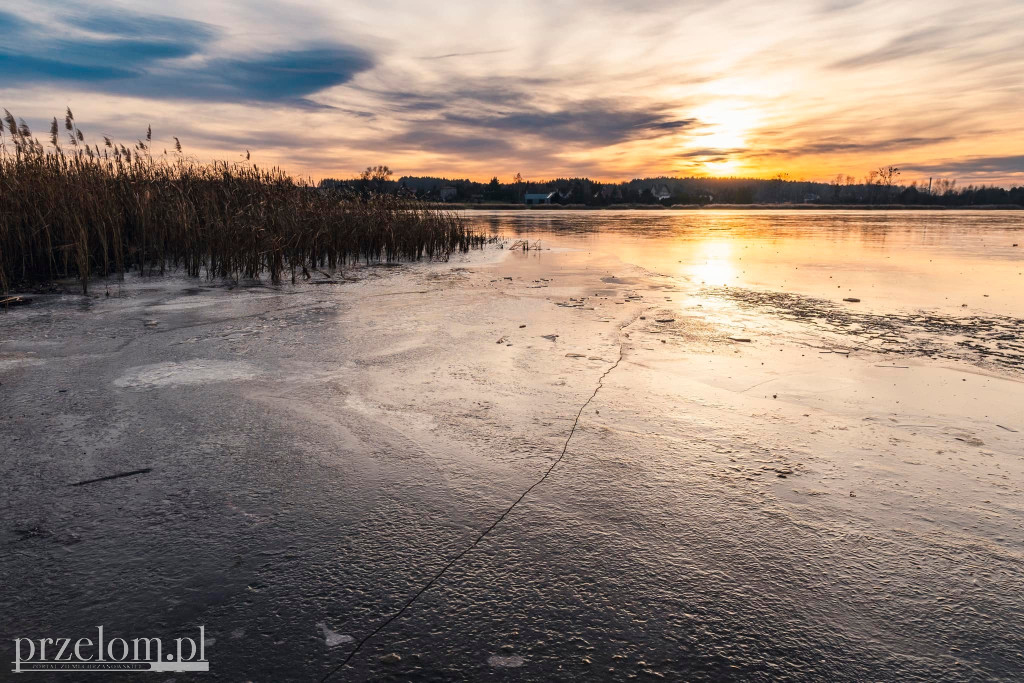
(689, 240, 738, 286)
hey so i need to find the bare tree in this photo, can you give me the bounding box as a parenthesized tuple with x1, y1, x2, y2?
(360, 165, 393, 194)
(877, 166, 900, 202)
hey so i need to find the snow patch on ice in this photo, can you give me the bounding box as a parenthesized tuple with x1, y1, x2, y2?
(0, 356, 45, 372)
(317, 622, 353, 647)
(113, 360, 258, 389)
(152, 296, 220, 311)
(487, 655, 525, 668)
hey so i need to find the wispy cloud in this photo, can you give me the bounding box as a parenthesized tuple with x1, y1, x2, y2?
(830, 26, 951, 69)
(422, 49, 512, 60)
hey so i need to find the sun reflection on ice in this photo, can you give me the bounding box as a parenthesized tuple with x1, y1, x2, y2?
(688, 239, 738, 286)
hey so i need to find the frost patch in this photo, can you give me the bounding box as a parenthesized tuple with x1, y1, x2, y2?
(113, 360, 258, 389)
(317, 622, 353, 647)
(344, 396, 437, 431)
(488, 655, 525, 668)
(152, 296, 219, 311)
(0, 357, 45, 372)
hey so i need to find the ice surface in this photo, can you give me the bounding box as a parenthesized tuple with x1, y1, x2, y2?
(3, 211, 1024, 681)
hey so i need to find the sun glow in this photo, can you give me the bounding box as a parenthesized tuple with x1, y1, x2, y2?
(686, 101, 761, 175)
(700, 158, 742, 176)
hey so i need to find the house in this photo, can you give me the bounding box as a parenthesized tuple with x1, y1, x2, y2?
(803, 193, 820, 203)
(439, 186, 457, 201)
(524, 192, 556, 205)
(596, 187, 623, 201)
(652, 184, 672, 201)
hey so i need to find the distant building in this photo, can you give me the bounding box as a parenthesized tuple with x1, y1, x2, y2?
(524, 192, 556, 205)
(439, 186, 457, 201)
(594, 187, 626, 202)
(652, 184, 672, 201)
(803, 193, 820, 203)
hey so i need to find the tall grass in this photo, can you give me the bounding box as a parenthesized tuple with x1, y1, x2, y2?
(0, 110, 483, 294)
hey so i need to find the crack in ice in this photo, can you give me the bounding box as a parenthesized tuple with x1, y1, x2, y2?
(320, 314, 642, 681)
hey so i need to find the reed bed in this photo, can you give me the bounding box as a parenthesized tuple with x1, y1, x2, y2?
(0, 110, 484, 294)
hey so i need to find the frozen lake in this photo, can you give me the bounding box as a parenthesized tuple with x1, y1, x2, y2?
(2, 210, 1023, 680)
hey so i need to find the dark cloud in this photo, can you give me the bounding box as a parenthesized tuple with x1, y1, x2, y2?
(366, 77, 697, 147)
(0, 9, 373, 105)
(0, 8, 212, 73)
(389, 128, 518, 158)
(73, 9, 219, 42)
(903, 155, 1024, 177)
(0, 10, 29, 32)
(752, 135, 954, 156)
(0, 52, 139, 82)
(373, 80, 557, 113)
(678, 148, 741, 158)
(133, 49, 374, 105)
(442, 103, 696, 145)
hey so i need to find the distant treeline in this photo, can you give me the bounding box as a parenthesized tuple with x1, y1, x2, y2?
(321, 169, 1024, 207)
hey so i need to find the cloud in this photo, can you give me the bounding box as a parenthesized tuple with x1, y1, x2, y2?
(830, 27, 949, 69)
(0, 8, 212, 76)
(0, 53, 139, 82)
(422, 49, 512, 60)
(73, 9, 219, 42)
(388, 128, 518, 159)
(371, 79, 558, 112)
(754, 136, 955, 157)
(0, 10, 29, 32)
(829, 19, 1011, 71)
(441, 102, 696, 145)
(0, 8, 374, 105)
(129, 49, 375, 105)
(903, 155, 1024, 178)
(678, 148, 741, 158)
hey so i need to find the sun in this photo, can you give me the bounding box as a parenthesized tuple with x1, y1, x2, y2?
(701, 158, 741, 176)
(689, 101, 760, 151)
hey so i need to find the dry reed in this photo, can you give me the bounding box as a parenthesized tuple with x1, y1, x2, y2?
(0, 110, 483, 294)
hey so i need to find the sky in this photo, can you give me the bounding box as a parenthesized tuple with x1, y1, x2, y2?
(1, 1, 1023, 185)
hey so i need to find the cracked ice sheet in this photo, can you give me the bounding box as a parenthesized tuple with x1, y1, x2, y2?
(2, 213, 1024, 681)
